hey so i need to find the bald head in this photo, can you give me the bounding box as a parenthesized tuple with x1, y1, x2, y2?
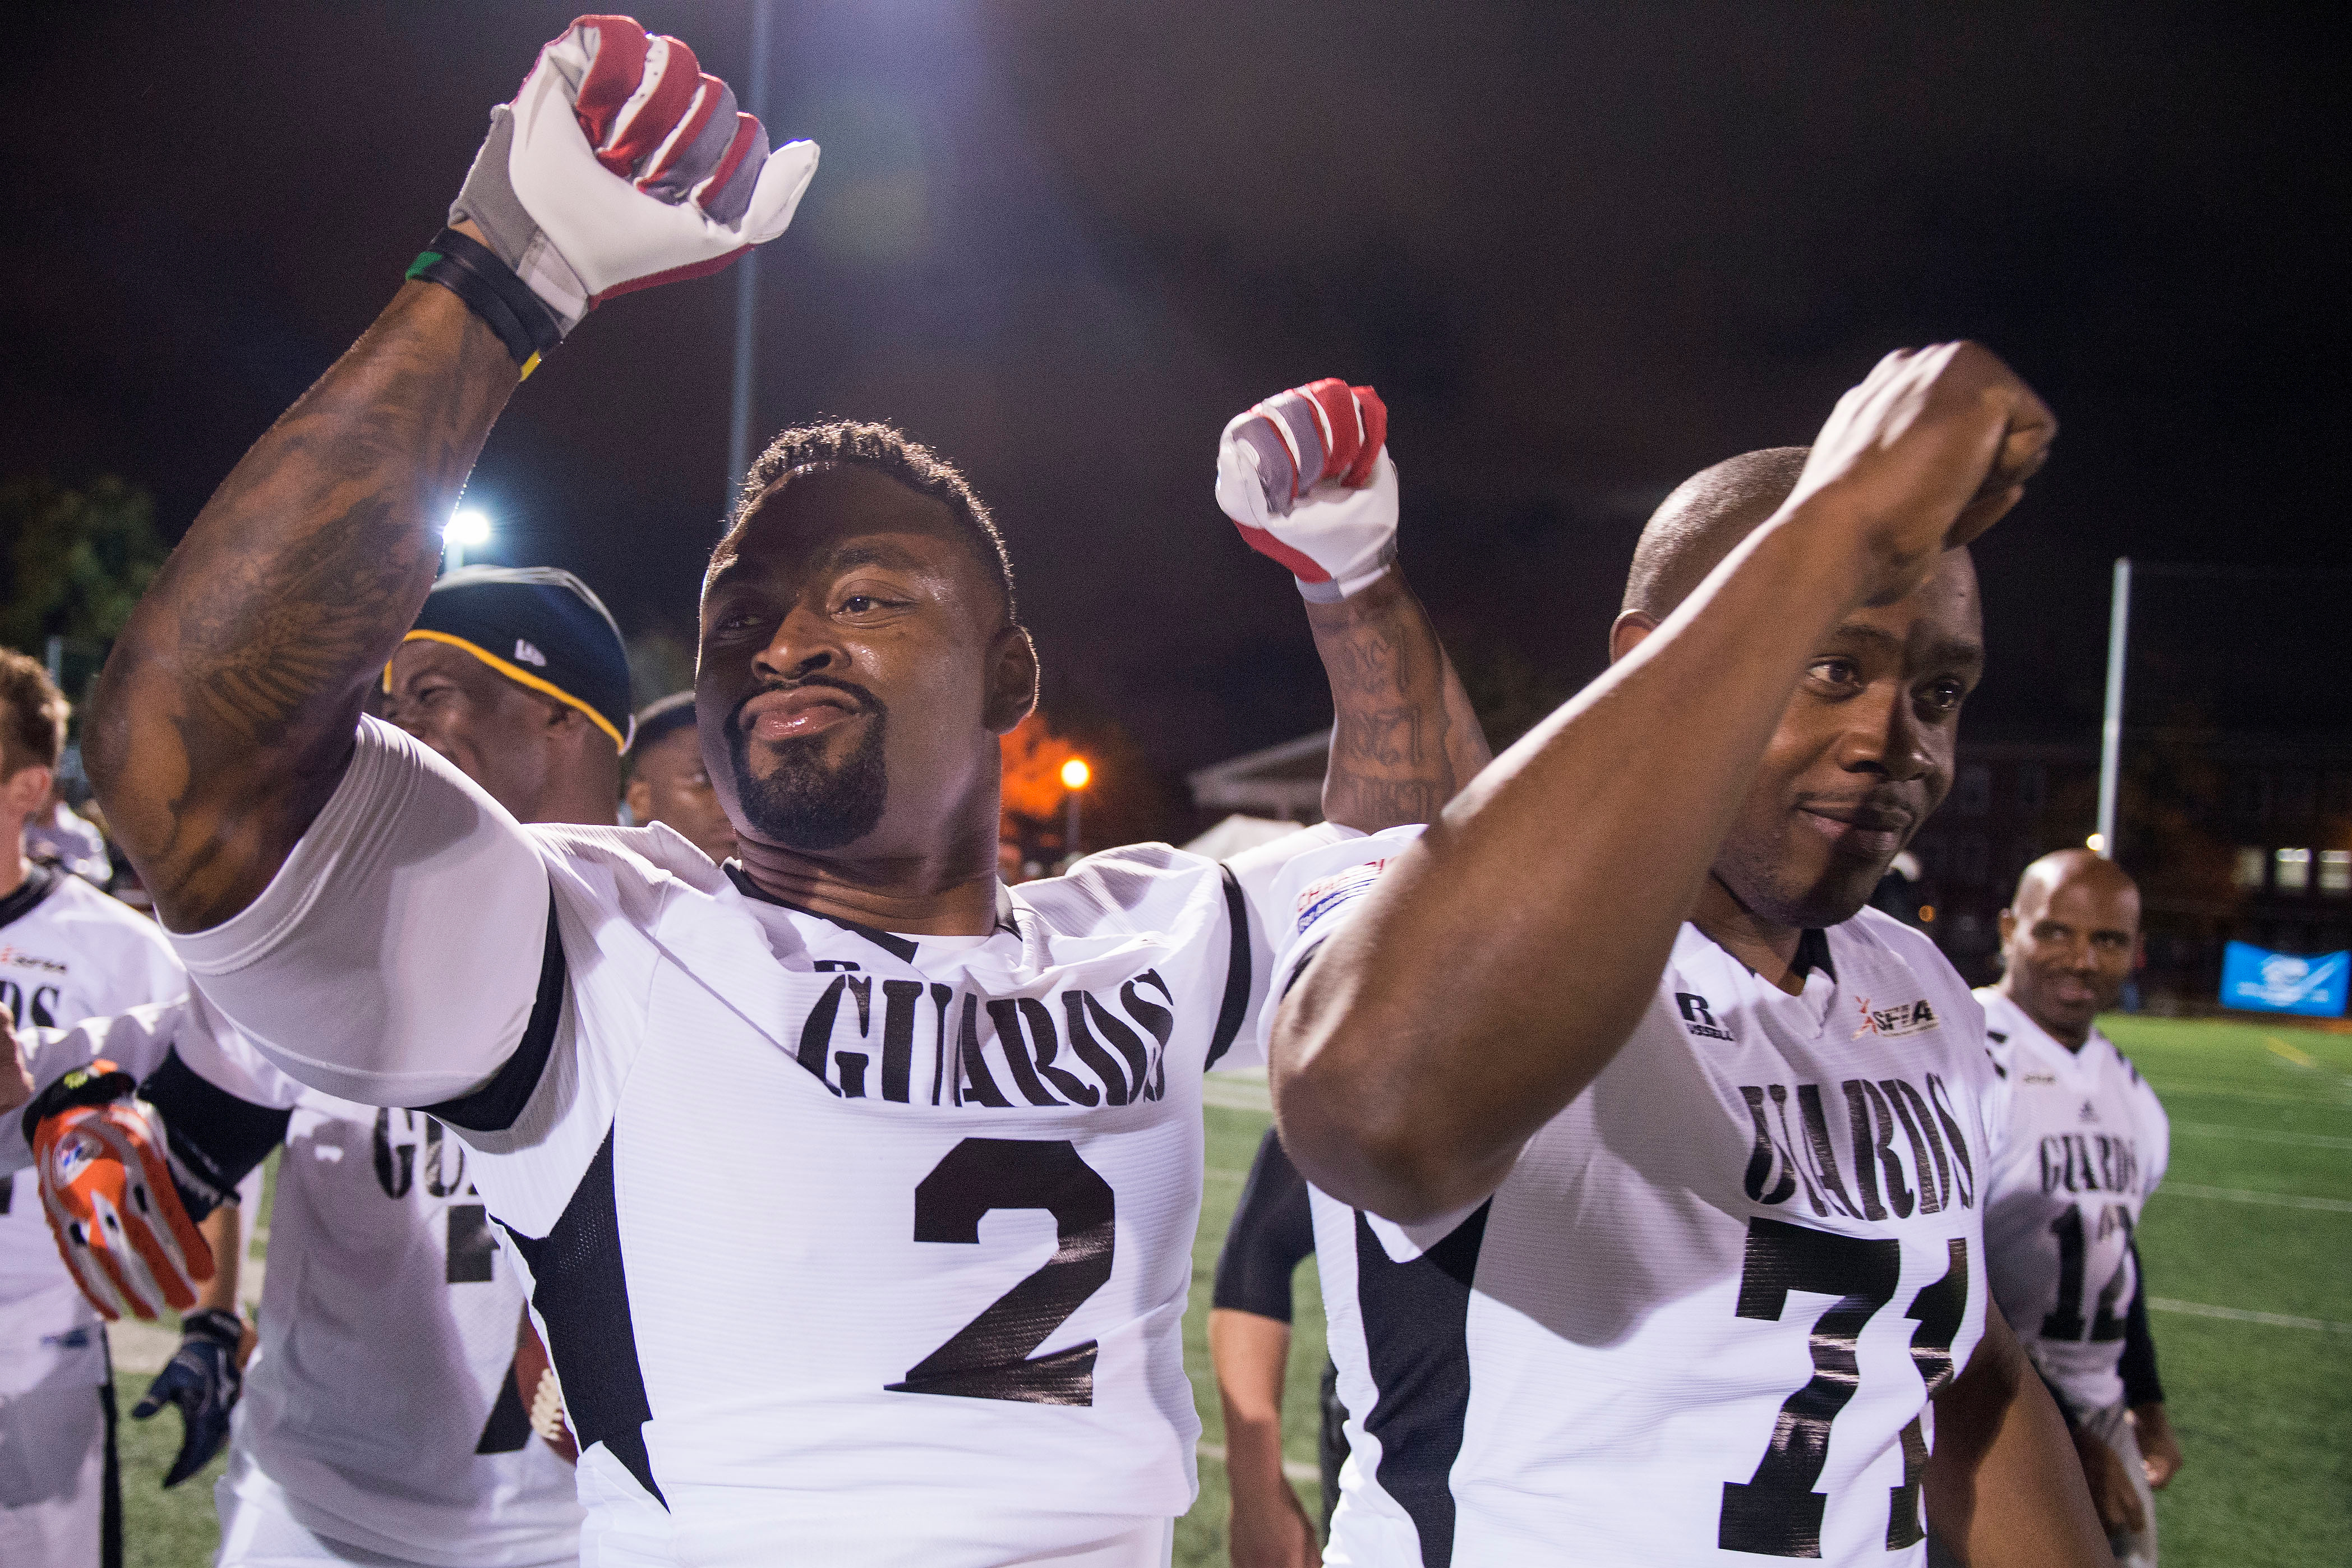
(1623, 447, 1811, 618)
(1998, 850, 2142, 1046)
(2014, 849, 2140, 920)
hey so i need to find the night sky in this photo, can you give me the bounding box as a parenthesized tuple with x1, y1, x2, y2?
(5, 2, 2345, 806)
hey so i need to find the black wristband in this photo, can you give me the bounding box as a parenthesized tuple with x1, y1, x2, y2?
(20, 1060, 135, 1146)
(406, 228, 563, 378)
(179, 1307, 245, 1350)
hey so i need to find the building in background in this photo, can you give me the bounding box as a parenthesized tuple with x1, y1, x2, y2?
(1190, 728, 2352, 1009)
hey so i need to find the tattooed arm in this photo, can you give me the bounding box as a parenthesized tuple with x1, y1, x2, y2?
(1306, 571, 1489, 832)
(84, 275, 516, 932)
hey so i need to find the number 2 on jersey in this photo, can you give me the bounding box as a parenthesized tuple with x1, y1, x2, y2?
(887, 1138, 1116, 1406)
(1718, 1217, 1968, 1557)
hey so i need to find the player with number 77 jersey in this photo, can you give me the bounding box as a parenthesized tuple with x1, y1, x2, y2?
(77, 13, 1491, 1562)
(1267, 349, 2112, 1564)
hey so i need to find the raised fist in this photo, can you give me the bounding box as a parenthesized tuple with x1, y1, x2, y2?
(1216, 379, 1397, 601)
(450, 14, 820, 336)
(1785, 342, 2056, 607)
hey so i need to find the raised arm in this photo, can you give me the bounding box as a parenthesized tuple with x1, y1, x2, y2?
(1215, 379, 1489, 832)
(1306, 571, 1487, 831)
(85, 14, 819, 933)
(1271, 344, 2055, 1220)
(86, 283, 510, 931)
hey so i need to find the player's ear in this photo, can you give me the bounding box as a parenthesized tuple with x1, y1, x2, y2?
(1996, 906, 2017, 949)
(1608, 612, 1658, 665)
(984, 625, 1039, 736)
(1, 763, 54, 818)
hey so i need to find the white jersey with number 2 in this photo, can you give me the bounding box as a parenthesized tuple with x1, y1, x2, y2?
(164, 716, 1360, 1567)
(1267, 829, 1998, 1567)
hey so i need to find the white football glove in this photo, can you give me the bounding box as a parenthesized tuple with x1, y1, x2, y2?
(1216, 379, 1398, 601)
(450, 13, 820, 335)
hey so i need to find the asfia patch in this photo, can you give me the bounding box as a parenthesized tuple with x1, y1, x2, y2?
(1294, 858, 1393, 936)
(1852, 995, 1941, 1040)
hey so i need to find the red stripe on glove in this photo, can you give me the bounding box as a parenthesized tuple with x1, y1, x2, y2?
(697, 114, 763, 215)
(1300, 380, 1362, 491)
(568, 16, 652, 170)
(1344, 384, 1387, 487)
(642, 75, 726, 192)
(601, 34, 705, 179)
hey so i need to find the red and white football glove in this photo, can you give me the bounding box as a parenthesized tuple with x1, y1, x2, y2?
(1216, 379, 1398, 601)
(451, 13, 821, 334)
(25, 1061, 213, 1321)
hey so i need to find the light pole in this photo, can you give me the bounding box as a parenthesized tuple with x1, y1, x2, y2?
(444, 508, 492, 572)
(1060, 757, 1091, 861)
(725, 0, 773, 520)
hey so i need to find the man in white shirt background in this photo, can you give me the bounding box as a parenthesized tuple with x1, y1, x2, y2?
(0, 648, 188, 1567)
(1974, 850, 2180, 1568)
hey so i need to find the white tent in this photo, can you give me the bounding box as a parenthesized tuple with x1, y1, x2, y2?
(1182, 813, 1306, 861)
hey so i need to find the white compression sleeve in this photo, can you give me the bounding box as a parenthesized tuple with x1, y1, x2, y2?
(165, 716, 552, 1107)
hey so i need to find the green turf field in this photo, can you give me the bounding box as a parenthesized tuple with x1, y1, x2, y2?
(112, 1016, 2347, 1565)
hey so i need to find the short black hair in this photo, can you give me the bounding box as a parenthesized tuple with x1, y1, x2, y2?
(1622, 447, 1810, 619)
(726, 420, 1018, 624)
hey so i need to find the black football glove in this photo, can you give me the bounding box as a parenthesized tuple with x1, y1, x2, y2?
(133, 1307, 245, 1487)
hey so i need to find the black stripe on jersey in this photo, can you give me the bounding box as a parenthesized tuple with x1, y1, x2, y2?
(1202, 865, 1252, 1071)
(475, 1363, 534, 1454)
(0, 861, 61, 932)
(1354, 1200, 1492, 1568)
(137, 1049, 292, 1217)
(727, 863, 919, 961)
(501, 1129, 665, 1507)
(427, 897, 567, 1133)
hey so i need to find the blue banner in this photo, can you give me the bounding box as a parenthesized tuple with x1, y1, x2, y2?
(2219, 942, 2349, 1017)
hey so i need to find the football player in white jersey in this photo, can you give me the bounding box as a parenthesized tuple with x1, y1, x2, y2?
(1975, 851, 2176, 1568)
(76, 15, 1487, 1564)
(1269, 345, 2113, 1565)
(0, 648, 187, 1568)
(10, 570, 618, 1566)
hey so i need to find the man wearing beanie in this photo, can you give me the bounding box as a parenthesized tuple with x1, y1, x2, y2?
(27, 568, 628, 1565)
(385, 566, 635, 826)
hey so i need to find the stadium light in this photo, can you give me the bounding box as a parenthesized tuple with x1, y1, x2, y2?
(444, 508, 492, 571)
(2086, 832, 2107, 854)
(1062, 756, 1091, 860)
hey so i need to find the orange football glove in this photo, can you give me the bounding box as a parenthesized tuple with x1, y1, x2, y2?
(26, 1061, 214, 1321)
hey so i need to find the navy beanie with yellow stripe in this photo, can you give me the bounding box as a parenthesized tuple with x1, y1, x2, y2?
(401, 566, 635, 751)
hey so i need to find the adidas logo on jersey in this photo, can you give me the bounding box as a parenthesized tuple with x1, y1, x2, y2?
(514, 638, 548, 667)
(1675, 991, 1735, 1041)
(1852, 994, 1940, 1039)
(2077, 1099, 2099, 1123)
(1741, 1073, 1978, 1221)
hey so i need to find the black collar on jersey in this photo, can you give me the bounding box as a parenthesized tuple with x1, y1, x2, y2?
(723, 862, 928, 962)
(1790, 927, 1837, 982)
(0, 862, 61, 933)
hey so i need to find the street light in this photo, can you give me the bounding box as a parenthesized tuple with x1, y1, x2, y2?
(1061, 757, 1091, 860)
(444, 508, 492, 571)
